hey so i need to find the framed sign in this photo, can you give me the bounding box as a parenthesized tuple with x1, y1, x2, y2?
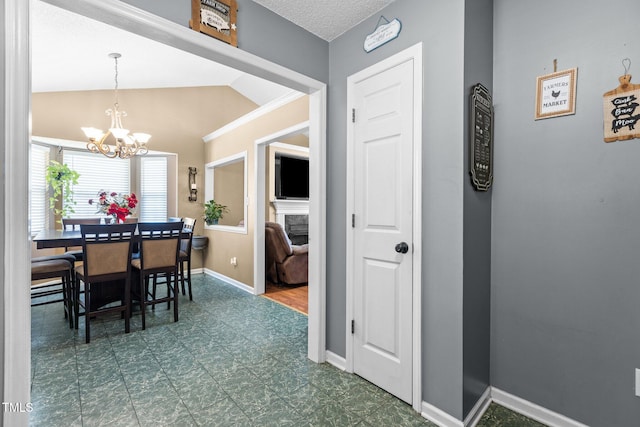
(469, 83, 494, 191)
(535, 68, 577, 120)
(190, 0, 238, 47)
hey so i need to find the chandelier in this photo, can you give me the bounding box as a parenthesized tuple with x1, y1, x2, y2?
(81, 53, 151, 159)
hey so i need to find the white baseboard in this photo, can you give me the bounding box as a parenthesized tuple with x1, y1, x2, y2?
(491, 388, 588, 427)
(190, 267, 204, 275)
(203, 268, 254, 294)
(421, 401, 464, 427)
(325, 350, 346, 371)
(465, 387, 492, 427)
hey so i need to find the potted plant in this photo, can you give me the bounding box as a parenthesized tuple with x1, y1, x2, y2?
(204, 199, 228, 225)
(45, 160, 80, 223)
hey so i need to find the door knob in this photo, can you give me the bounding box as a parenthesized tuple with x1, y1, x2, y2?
(395, 242, 409, 254)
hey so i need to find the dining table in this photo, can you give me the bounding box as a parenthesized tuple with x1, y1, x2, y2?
(33, 228, 83, 250)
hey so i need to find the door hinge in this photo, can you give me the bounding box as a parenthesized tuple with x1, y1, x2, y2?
(352, 213, 355, 228)
(351, 319, 355, 334)
(352, 108, 356, 123)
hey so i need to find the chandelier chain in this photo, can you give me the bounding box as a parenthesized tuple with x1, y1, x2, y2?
(113, 55, 119, 106)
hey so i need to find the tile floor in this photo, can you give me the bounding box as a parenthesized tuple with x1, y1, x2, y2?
(30, 274, 544, 426)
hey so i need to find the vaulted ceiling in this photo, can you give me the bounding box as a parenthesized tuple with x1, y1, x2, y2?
(32, 1, 394, 105)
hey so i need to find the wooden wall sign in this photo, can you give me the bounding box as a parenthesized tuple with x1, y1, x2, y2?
(470, 83, 494, 191)
(603, 74, 640, 142)
(535, 68, 577, 120)
(190, 0, 238, 47)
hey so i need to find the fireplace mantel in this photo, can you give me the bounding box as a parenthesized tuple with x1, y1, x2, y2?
(272, 199, 309, 223)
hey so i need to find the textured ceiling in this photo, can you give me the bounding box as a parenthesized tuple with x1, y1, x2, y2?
(253, 0, 395, 41)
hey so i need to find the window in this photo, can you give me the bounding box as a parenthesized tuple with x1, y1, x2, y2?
(63, 150, 130, 217)
(29, 137, 176, 229)
(205, 151, 247, 233)
(29, 144, 50, 235)
(139, 156, 168, 222)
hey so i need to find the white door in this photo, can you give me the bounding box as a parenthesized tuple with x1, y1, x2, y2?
(351, 58, 414, 403)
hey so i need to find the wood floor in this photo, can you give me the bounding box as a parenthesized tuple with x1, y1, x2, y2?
(263, 281, 308, 315)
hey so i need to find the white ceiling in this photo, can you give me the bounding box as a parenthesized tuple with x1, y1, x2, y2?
(253, 0, 395, 41)
(32, 1, 395, 102)
(32, 1, 292, 105)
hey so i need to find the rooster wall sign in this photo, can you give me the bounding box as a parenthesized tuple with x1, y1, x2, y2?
(535, 67, 578, 120)
(602, 59, 640, 142)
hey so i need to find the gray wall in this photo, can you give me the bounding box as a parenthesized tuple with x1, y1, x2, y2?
(492, 1, 640, 425)
(329, 0, 469, 419)
(121, 0, 328, 83)
(463, 0, 492, 418)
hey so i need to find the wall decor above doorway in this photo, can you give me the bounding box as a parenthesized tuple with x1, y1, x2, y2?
(190, 0, 238, 47)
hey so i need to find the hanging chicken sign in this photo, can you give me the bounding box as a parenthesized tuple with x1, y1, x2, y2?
(535, 68, 577, 120)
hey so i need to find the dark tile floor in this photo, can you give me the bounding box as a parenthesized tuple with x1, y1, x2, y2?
(30, 274, 544, 426)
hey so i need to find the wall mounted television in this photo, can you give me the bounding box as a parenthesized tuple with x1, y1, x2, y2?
(275, 153, 309, 199)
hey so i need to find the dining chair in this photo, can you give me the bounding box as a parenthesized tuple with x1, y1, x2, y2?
(75, 223, 137, 343)
(61, 217, 103, 261)
(131, 222, 183, 330)
(31, 254, 76, 328)
(177, 217, 196, 300)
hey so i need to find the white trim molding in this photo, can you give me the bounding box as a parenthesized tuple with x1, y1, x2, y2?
(204, 151, 248, 234)
(203, 268, 254, 295)
(491, 388, 589, 427)
(4, 0, 32, 426)
(421, 401, 464, 427)
(203, 91, 305, 143)
(325, 351, 347, 371)
(464, 387, 492, 427)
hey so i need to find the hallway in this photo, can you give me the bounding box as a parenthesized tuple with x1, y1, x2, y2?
(30, 274, 540, 426)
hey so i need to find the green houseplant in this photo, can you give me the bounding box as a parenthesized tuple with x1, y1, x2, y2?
(45, 160, 80, 222)
(204, 199, 228, 225)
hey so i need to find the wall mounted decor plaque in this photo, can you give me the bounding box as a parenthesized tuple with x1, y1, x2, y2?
(364, 16, 402, 53)
(470, 83, 494, 191)
(190, 0, 238, 47)
(603, 70, 640, 142)
(535, 68, 577, 120)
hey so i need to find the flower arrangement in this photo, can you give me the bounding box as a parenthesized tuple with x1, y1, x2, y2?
(89, 190, 138, 223)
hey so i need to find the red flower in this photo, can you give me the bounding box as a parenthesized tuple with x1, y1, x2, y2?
(90, 189, 138, 222)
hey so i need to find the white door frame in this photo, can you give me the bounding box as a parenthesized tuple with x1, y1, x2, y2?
(254, 120, 310, 296)
(345, 43, 423, 412)
(4, 1, 327, 423)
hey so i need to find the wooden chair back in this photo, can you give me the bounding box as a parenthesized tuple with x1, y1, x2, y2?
(80, 224, 137, 280)
(137, 222, 183, 272)
(61, 217, 102, 230)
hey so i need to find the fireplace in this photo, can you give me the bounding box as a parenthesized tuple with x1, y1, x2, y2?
(284, 214, 308, 245)
(272, 199, 309, 245)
